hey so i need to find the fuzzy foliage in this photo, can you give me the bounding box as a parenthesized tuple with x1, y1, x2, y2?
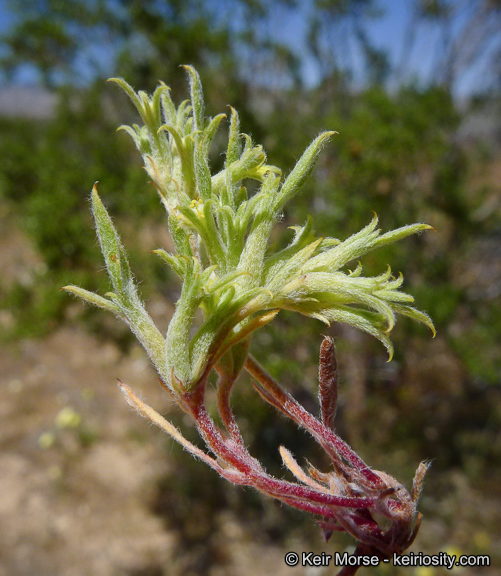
(64, 67, 435, 571)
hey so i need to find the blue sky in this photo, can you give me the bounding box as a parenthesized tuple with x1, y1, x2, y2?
(0, 0, 492, 96)
(272, 0, 482, 95)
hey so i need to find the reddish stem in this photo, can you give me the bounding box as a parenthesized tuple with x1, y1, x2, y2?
(216, 370, 253, 453)
(246, 355, 383, 487)
(184, 383, 376, 511)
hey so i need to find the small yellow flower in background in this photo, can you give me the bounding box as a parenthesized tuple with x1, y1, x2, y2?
(56, 406, 81, 429)
(38, 431, 55, 449)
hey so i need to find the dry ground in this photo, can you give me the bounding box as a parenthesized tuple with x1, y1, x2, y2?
(0, 326, 316, 576)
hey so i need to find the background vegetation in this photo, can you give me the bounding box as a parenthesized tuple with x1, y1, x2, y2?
(1, 1, 500, 574)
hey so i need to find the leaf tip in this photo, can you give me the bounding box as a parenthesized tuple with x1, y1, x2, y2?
(117, 379, 135, 405)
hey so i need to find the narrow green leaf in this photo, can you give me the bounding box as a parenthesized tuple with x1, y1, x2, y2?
(265, 238, 323, 293)
(275, 131, 336, 210)
(371, 223, 434, 250)
(158, 124, 196, 199)
(165, 259, 202, 385)
(62, 285, 122, 315)
(226, 106, 242, 166)
(301, 213, 380, 272)
(195, 142, 212, 201)
(202, 113, 226, 158)
(317, 306, 394, 360)
(392, 304, 436, 336)
(203, 270, 252, 296)
(189, 287, 271, 384)
(158, 124, 184, 154)
(202, 200, 226, 266)
(108, 78, 143, 115)
(182, 65, 205, 133)
(159, 82, 176, 125)
(168, 212, 194, 258)
(121, 293, 169, 381)
(91, 185, 132, 296)
(117, 124, 150, 154)
(176, 99, 192, 133)
(152, 249, 187, 279)
(218, 309, 280, 361)
(237, 175, 280, 286)
(374, 290, 414, 303)
(147, 84, 168, 130)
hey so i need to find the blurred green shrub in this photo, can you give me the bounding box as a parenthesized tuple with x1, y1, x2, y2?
(0, 82, 162, 339)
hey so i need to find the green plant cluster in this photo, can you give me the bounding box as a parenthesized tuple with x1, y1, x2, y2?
(64, 67, 434, 395)
(1, 2, 498, 390)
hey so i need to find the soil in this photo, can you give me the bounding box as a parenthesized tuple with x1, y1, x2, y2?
(0, 326, 310, 576)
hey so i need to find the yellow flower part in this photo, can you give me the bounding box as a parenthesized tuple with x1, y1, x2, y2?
(190, 198, 205, 219)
